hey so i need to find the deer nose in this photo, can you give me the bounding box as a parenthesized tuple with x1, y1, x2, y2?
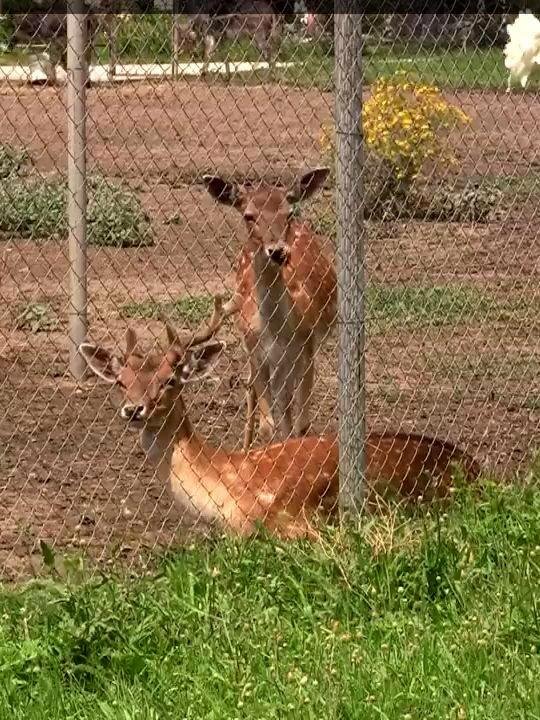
(121, 404, 145, 422)
(266, 246, 288, 266)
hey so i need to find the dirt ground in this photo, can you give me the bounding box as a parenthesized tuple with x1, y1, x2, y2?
(0, 81, 539, 579)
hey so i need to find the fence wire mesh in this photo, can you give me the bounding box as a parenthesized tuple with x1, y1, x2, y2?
(0, 10, 539, 580)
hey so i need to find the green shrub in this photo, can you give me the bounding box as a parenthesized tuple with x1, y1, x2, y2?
(368, 179, 502, 222)
(14, 302, 59, 333)
(0, 175, 153, 246)
(411, 181, 503, 222)
(313, 176, 500, 224)
(320, 72, 479, 221)
(0, 178, 66, 239)
(0, 143, 29, 179)
(87, 177, 153, 248)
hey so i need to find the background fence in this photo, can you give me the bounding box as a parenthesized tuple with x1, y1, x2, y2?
(0, 10, 539, 580)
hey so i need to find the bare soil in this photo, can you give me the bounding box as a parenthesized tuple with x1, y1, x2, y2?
(0, 81, 539, 579)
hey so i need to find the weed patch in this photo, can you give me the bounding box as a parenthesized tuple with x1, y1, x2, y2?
(120, 295, 216, 326)
(0, 175, 153, 247)
(14, 302, 58, 333)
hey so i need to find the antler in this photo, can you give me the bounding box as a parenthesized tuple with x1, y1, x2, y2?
(185, 295, 227, 348)
(125, 327, 138, 357)
(160, 295, 240, 351)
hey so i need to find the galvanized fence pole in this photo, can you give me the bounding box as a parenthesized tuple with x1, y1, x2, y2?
(67, 6, 88, 380)
(334, 13, 366, 514)
(172, 0, 181, 79)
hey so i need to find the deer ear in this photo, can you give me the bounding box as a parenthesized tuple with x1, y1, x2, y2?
(287, 167, 330, 203)
(79, 343, 122, 384)
(179, 341, 225, 384)
(203, 175, 241, 207)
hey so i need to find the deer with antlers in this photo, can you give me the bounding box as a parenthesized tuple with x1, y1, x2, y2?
(203, 167, 336, 450)
(79, 305, 480, 540)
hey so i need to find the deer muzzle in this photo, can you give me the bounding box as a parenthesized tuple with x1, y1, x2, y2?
(265, 244, 290, 266)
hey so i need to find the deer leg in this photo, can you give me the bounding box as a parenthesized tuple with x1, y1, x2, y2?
(294, 336, 314, 437)
(279, 519, 320, 541)
(250, 359, 275, 444)
(107, 20, 118, 81)
(84, 34, 93, 86)
(243, 382, 257, 451)
(268, 351, 294, 441)
(258, 392, 275, 442)
(256, 25, 280, 75)
(202, 33, 215, 77)
(260, 38, 275, 72)
(243, 357, 259, 451)
(48, 41, 64, 85)
(49, 58, 61, 85)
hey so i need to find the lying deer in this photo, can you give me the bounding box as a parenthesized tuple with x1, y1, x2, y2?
(204, 167, 336, 449)
(79, 306, 481, 540)
(176, 1, 281, 80)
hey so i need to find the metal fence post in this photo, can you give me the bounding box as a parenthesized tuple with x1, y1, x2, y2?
(67, 6, 88, 380)
(172, 0, 181, 80)
(334, 13, 366, 514)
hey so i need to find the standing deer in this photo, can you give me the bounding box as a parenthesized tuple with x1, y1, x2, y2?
(175, 1, 282, 80)
(203, 167, 336, 449)
(7, 12, 126, 84)
(79, 306, 481, 540)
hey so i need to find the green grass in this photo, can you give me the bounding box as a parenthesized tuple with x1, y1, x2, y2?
(275, 44, 528, 92)
(369, 285, 493, 330)
(370, 285, 540, 331)
(120, 286, 500, 333)
(364, 45, 519, 90)
(0, 47, 28, 66)
(279, 44, 540, 92)
(2, 481, 540, 718)
(121, 294, 216, 326)
(2, 15, 531, 92)
(106, 24, 537, 91)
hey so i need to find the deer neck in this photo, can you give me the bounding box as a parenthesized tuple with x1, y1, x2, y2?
(252, 238, 295, 342)
(139, 395, 202, 468)
(139, 392, 240, 527)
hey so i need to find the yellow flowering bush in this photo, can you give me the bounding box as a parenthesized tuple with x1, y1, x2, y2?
(321, 72, 470, 183)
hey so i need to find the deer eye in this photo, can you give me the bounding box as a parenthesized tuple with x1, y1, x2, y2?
(243, 211, 256, 223)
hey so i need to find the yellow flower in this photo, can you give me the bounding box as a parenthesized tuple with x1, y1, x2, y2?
(320, 71, 470, 183)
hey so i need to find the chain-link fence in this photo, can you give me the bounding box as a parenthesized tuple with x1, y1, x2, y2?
(0, 9, 539, 580)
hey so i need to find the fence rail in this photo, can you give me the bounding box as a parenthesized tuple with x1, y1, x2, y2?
(0, 11, 538, 579)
